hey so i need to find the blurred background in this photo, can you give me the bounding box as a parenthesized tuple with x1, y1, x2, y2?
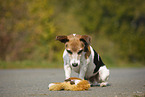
(0, 0, 144, 69)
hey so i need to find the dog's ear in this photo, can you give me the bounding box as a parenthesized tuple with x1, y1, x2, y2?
(80, 35, 91, 52)
(80, 35, 91, 45)
(56, 35, 69, 43)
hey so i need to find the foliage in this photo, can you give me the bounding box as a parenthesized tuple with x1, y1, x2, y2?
(71, 0, 145, 63)
(0, 0, 144, 68)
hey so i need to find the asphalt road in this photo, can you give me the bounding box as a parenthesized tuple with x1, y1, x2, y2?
(0, 68, 145, 97)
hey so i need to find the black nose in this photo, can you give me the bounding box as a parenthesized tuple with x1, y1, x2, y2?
(72, 63, 78, 67)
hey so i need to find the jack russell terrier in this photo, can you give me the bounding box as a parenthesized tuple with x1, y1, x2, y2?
(56, 34, 109, 86)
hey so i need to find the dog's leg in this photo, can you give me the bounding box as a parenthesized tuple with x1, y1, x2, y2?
(79, 68, 87, 80)
(87, 75, 100, 87)
(64, 65, 71, 79)
(79, 58, 90, 79)
(79, 64, 88, 79)
(98, 66, 110, 87)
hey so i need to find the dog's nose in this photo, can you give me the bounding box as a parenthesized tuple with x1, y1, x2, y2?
(72, 63, 78, 67)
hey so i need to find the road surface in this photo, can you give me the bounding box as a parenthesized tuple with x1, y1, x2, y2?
(0, 68, 145, 97)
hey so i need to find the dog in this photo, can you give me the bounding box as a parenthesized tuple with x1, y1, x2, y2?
(56, 34, 109, 86)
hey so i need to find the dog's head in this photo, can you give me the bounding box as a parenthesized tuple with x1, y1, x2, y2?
(56, 34, 91, 67)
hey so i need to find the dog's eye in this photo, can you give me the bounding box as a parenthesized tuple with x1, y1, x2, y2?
(70, 81, 75, 85)
(78, 50, 83, 55)
(67, 50, 72, 54)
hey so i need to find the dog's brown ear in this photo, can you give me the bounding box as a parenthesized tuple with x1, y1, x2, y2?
(80, 35, 91, 52)
(56, 35, 69, 43)
(80, 35, 91, 45)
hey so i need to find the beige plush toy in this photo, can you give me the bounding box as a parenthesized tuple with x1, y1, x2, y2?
(48, 77, 90, 91)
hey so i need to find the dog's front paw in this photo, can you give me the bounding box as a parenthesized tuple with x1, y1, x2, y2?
(100, 82, 109, 87)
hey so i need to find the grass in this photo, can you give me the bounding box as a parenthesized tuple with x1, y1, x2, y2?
(0, 60, 63, 69)
(0, 60, 144, 69)
(107, 62, 144, 68)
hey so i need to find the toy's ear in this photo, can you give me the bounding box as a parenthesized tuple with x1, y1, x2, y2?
(65, 78, 71, 82)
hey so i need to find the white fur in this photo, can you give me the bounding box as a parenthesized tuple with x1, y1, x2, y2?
(64, 65, 71, 79)
(70, 53, 80, 66)
(99, 66, 110, 82)
(73, 34, 76, 36)
(63, 46, 110, 86)
(48, 83, 55, 88)
(74, 80, 81, 85)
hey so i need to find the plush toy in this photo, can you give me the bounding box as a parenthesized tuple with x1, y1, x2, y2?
(48, 77, 90, 91)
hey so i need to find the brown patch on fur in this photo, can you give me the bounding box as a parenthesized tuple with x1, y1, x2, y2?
(56, 34, 91, 54)
(65, 77, 82, 83)
(53, 82, 62, 84)
(49, 79, 90, 91)
(69, 77, 82, 80)
(65, 77, 81, 85)
(85, 46, 91, 59)
(65, 35, 84, 52)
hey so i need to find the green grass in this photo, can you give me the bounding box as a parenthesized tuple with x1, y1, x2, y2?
(0, 60, 144, 69)
(0, 60, 63, 69)
(107, 63, 144, 68)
